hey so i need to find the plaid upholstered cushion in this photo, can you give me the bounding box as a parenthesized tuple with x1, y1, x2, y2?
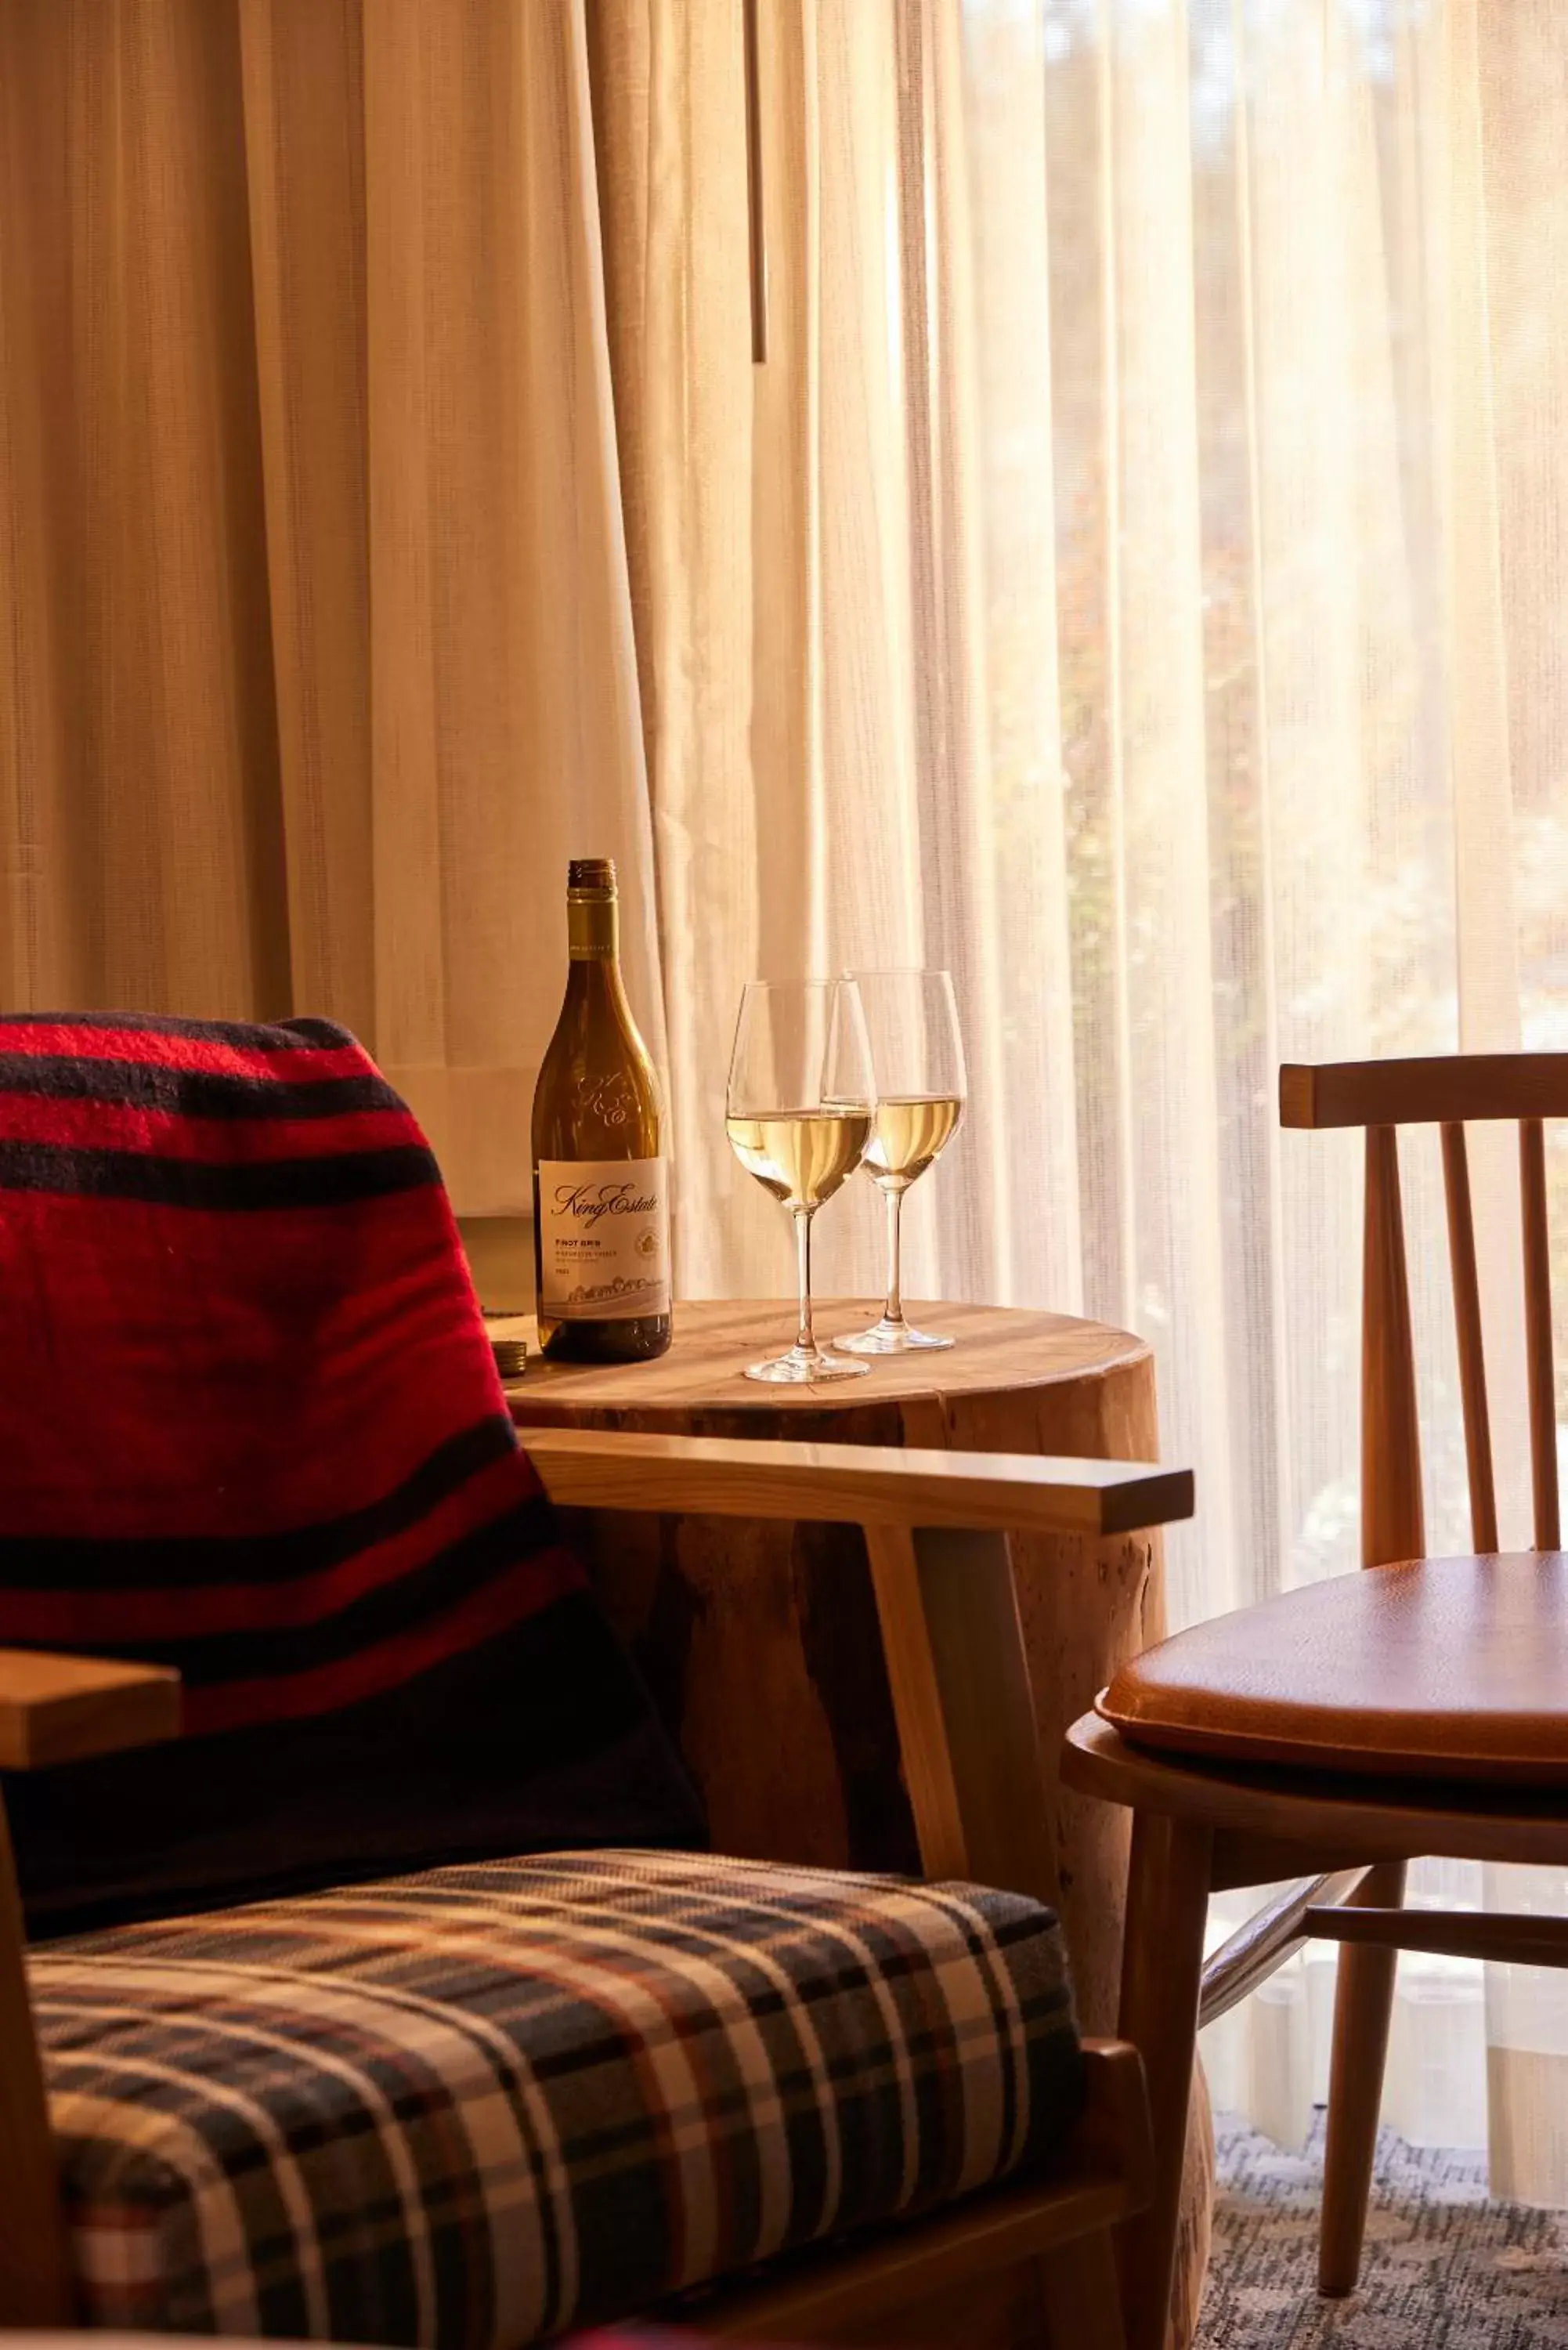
(32, 1848, 1084, 2345)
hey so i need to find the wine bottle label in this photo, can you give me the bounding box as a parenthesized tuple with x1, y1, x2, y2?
(537, 1157, 671, 1321)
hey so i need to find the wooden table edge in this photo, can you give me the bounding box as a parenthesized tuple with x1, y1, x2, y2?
(501, 1302, 1154, 1423)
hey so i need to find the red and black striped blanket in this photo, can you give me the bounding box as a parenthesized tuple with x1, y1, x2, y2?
(0, 1014, 699, 1932)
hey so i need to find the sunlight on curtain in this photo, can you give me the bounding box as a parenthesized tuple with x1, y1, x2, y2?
(634, 0, 1568, 2202)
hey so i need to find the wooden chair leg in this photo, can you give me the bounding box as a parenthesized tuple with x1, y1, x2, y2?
(1039, 2226, 1125, 2350)
(0, 1799, 72, 2323)
(1112, 1812, 1212, 2350)
(1318, 1856, 1405, 2296)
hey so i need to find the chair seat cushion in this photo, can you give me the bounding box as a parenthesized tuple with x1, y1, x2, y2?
(1100, 1552, 1568, 1782)
(34, 1848, 1084, 2345)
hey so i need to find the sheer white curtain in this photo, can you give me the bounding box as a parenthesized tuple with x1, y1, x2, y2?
(617, 0, 1568, 2200)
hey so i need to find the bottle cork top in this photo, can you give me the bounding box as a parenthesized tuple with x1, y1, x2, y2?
(568, 858, 616, 892)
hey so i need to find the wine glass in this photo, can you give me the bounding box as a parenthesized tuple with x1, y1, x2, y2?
(835, 969, 967, 1353)
(725, 979, 876, 1383)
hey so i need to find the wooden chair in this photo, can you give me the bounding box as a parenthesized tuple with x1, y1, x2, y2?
(0, 1429, 1193, 2350)
(1064, 1053, 1568, 2350)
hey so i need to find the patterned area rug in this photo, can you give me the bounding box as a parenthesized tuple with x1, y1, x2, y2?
(1198, 2112, 1568, 2345)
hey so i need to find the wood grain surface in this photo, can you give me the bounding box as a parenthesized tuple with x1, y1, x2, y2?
(503, 1296, 1148, 1412)
(0, 1649, 179, 1770)
(525, 1426, 1192, 1537)
(1281, 1053, 1568, 1128)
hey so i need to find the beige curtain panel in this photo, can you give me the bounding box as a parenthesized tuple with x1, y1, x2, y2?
(0, 0, 660, 1213)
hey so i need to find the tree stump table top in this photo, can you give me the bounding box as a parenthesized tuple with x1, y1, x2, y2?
(500, 1296, 1151, 1430)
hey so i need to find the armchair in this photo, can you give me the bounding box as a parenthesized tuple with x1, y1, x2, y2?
(0, 1432, 1190, 2350)
(0, 1010, 1193, 2348)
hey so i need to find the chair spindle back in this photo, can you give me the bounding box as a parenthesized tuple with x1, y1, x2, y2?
(1281, 1058, 1568, 1566)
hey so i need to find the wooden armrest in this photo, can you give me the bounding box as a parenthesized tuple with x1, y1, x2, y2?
(1071, 2037, 1154, 2204)
(522, 1426, 1193, 1537)
(0, 1650, 181, 1769)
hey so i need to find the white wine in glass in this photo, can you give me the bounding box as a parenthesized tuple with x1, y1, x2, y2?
(725, 980, 876, 1383)
(725, 1110, 873, 1209)
(836, 969, 967, 1354)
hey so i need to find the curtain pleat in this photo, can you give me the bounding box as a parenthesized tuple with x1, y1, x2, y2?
(957, 2, 1083, 1317)
(238, 0, 375, 1041)
(588, 0, 757, 1292)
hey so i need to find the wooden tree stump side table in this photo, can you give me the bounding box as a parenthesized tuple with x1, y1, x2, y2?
(505, 1297, 1212, 2349)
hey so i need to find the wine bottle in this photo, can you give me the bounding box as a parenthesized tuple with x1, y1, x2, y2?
(531, 859, 672, 1362)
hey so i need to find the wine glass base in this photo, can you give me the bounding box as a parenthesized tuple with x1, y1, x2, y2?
(834, 1317, 955, 1354)
(743, 1344, 870, 1384)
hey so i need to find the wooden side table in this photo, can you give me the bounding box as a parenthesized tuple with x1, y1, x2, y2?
(506, 1297, 1212, 2346)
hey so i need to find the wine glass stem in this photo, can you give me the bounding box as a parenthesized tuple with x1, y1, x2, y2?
(882, 1182, 907, 1327)
(793, 1206, 818, 1354)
